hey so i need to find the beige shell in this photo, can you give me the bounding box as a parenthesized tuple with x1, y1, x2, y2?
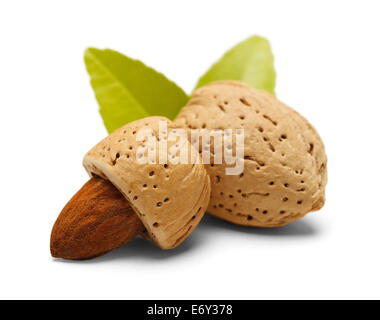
(83, 116, 211, 249)
(175, 81, 327, 227)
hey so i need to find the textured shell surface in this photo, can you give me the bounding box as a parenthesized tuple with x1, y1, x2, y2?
(83, 116, 211, 248)
(175, 81, 327, 227)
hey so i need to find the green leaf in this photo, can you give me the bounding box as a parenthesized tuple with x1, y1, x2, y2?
(194, 35, 276, 95)
(84, 48, 189, 133)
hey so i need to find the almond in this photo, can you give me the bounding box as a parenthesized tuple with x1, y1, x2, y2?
(175, 81, 327, 227)
(51, 117, 211, 260)
(51, 176, 146, 260)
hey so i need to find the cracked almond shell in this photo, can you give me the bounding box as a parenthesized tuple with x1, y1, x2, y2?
(83, 116, 211, 249)
(175, 81, 327, 227)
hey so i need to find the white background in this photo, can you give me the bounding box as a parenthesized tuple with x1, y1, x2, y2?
(1, 0, 379, 300)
